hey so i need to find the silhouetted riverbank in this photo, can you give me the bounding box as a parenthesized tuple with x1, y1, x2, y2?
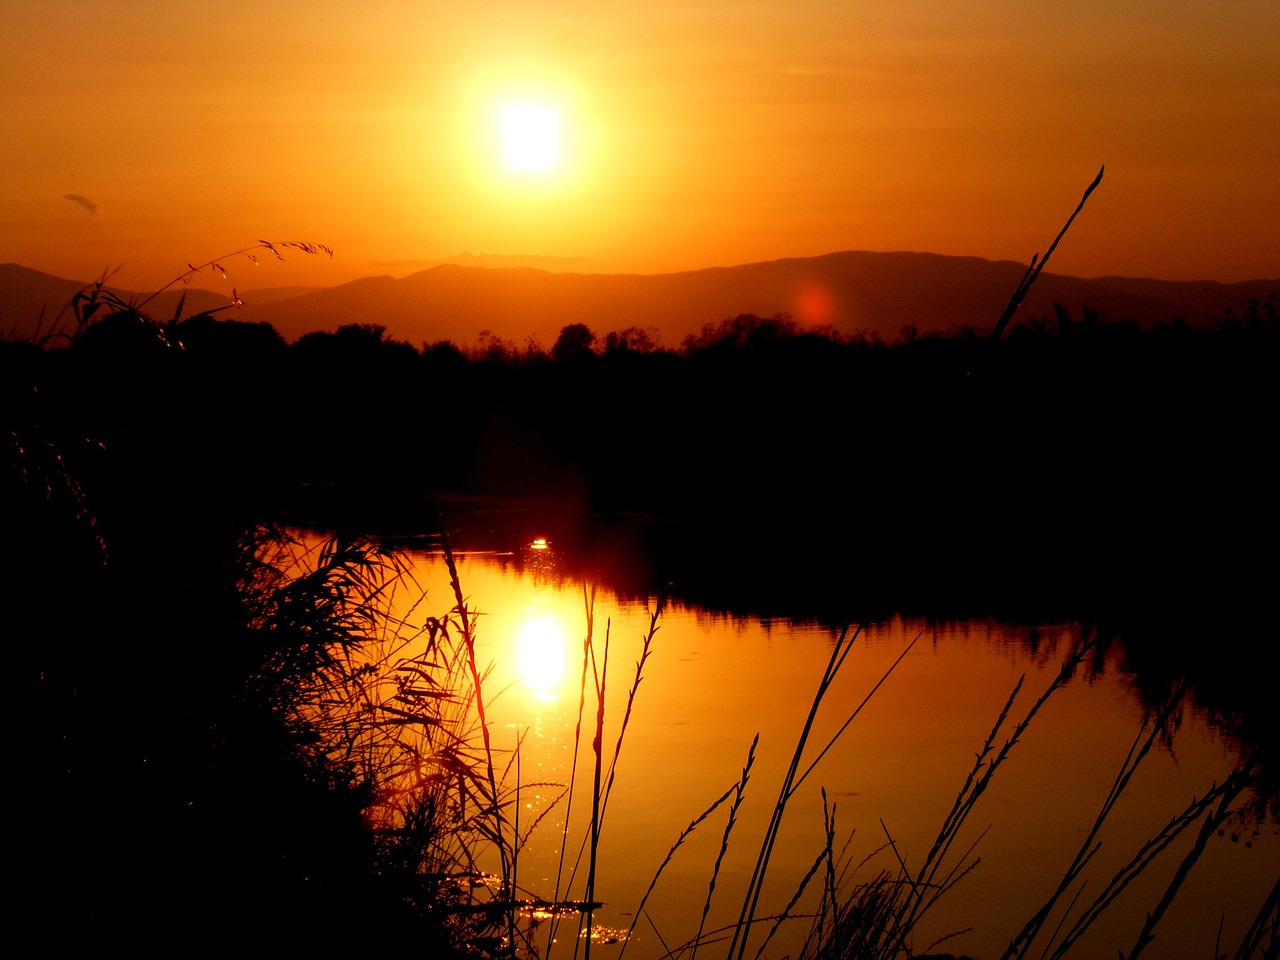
(11, 298, 1270, 644)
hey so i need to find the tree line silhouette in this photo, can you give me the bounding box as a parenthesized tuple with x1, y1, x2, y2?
(5, 288, 1275, 640)
(6, 293, 1276, 609)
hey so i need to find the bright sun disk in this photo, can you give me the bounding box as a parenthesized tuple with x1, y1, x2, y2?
(500, 103, 560, 171)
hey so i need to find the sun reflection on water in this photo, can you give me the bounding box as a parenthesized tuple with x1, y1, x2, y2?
(512, 536, 570, 700)
(517, 615, 567, 699)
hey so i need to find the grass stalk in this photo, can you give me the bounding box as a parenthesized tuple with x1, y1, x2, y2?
(431, 493, 513, 946)
(543, 583, 597, 958)
(133, 239, 333, 313)
(787, 629, 920, 803)
(1042, 766, 1249, 960)
(991, 165, 1104, 339)
(880, 633, 1101, 956)
(1230, 877, 1278, 960)
(1000, 677, 1186, 960)
(584, 615, 610, 960)
(619, 776, 743, 959)
(728, 624, 863, 960)
(598, 595, 666, 832)
(692, 734, 760, 960)
(561, 590, 665, 959)
(752, 794, 838, 960)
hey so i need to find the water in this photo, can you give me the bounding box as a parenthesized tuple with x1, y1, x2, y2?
(346, 530, 1276, 960)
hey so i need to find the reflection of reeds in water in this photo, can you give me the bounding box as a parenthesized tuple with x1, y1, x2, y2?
(273, 525, 1273, 960)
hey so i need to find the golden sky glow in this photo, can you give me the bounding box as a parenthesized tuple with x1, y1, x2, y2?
(2, 1, 1277, 292)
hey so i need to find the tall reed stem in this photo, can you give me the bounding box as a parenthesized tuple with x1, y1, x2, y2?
(727, 624, 862, 960)
(584, 613, 610, 959)
(431, 493, 512, 946)
(991, 165, 1104, 339)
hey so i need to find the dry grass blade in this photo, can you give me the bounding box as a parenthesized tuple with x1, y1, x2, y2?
(692, 734, 760, 960)
(787, 628, 918, 802)
(553, 590, 665, 960)
(810, 805, 874, 960)
(128, 238, 333, 315)
(1038, 769, 1247, 960)
(539, 584, 596, 958)
(728, 625, 859, 960)
(753, 842, 830, 960)
(1001, 679, 1188, 960)
(1231, 876, 1278, 960)
(727, 622, 929, 960)
(991, 165, 1104, 339)
(1118, 765, 1258, 960)
(912, 636, 1098, 908)
(582, 605, 612, 960)
(598, 594, 666, 832)
(436, 496, 510, 876)
(618, 776, 744, 960)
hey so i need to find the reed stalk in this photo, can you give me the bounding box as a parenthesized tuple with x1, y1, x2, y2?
(727, 625, 864, 960)
(584, 614, 610, 960)
(991, 165, 1104, 339)
(693, 734, 760, 960)
(1000, 676, 1184, 960)
(878, 633, 1102, 958)
(620, 776, 743, 959)
(542, 583, 597, 958)
(428, 492, 513, 949)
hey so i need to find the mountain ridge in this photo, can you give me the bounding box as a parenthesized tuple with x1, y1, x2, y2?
(4, 252, 1274, 347)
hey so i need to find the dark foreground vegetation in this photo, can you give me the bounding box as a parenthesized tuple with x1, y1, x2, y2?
(4, 271, 1276, 955)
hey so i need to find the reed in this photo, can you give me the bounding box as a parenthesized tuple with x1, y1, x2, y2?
(61, 238, 333, 343)
(263, 529, 1273, 960)
(277, 515, 670, 958)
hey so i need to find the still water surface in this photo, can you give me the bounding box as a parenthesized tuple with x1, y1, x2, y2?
(346, 531, 1275, 960)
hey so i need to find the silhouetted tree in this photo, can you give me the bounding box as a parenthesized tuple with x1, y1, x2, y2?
(682, 313, 801, 353)
(173, 314, 287, 365)
(423, 339, 467, 366)
(291, 322, 419, 369)
(472, 328, 521, 364)
(551, 322, 597, 364)
(603, 325, 658, 355)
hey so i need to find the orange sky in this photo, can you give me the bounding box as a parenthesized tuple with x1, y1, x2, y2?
(3, 2, 1277, 294)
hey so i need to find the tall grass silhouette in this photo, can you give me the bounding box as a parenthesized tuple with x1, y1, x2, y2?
(274, 523, 1271, 960)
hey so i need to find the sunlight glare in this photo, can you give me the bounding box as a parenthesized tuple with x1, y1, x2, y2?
(517, 616, 567, 697)
(500, 103, 560, 171)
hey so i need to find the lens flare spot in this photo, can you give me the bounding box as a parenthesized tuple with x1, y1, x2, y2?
(793, 280, 835, 327)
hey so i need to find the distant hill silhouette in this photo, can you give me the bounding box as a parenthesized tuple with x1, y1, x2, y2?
(4, 253, 1275, 347)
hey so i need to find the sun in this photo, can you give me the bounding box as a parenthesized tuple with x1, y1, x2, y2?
(500, 103, 560, 172)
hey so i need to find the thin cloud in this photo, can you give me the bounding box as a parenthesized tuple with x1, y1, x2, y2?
(64, 193, 98, 215)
